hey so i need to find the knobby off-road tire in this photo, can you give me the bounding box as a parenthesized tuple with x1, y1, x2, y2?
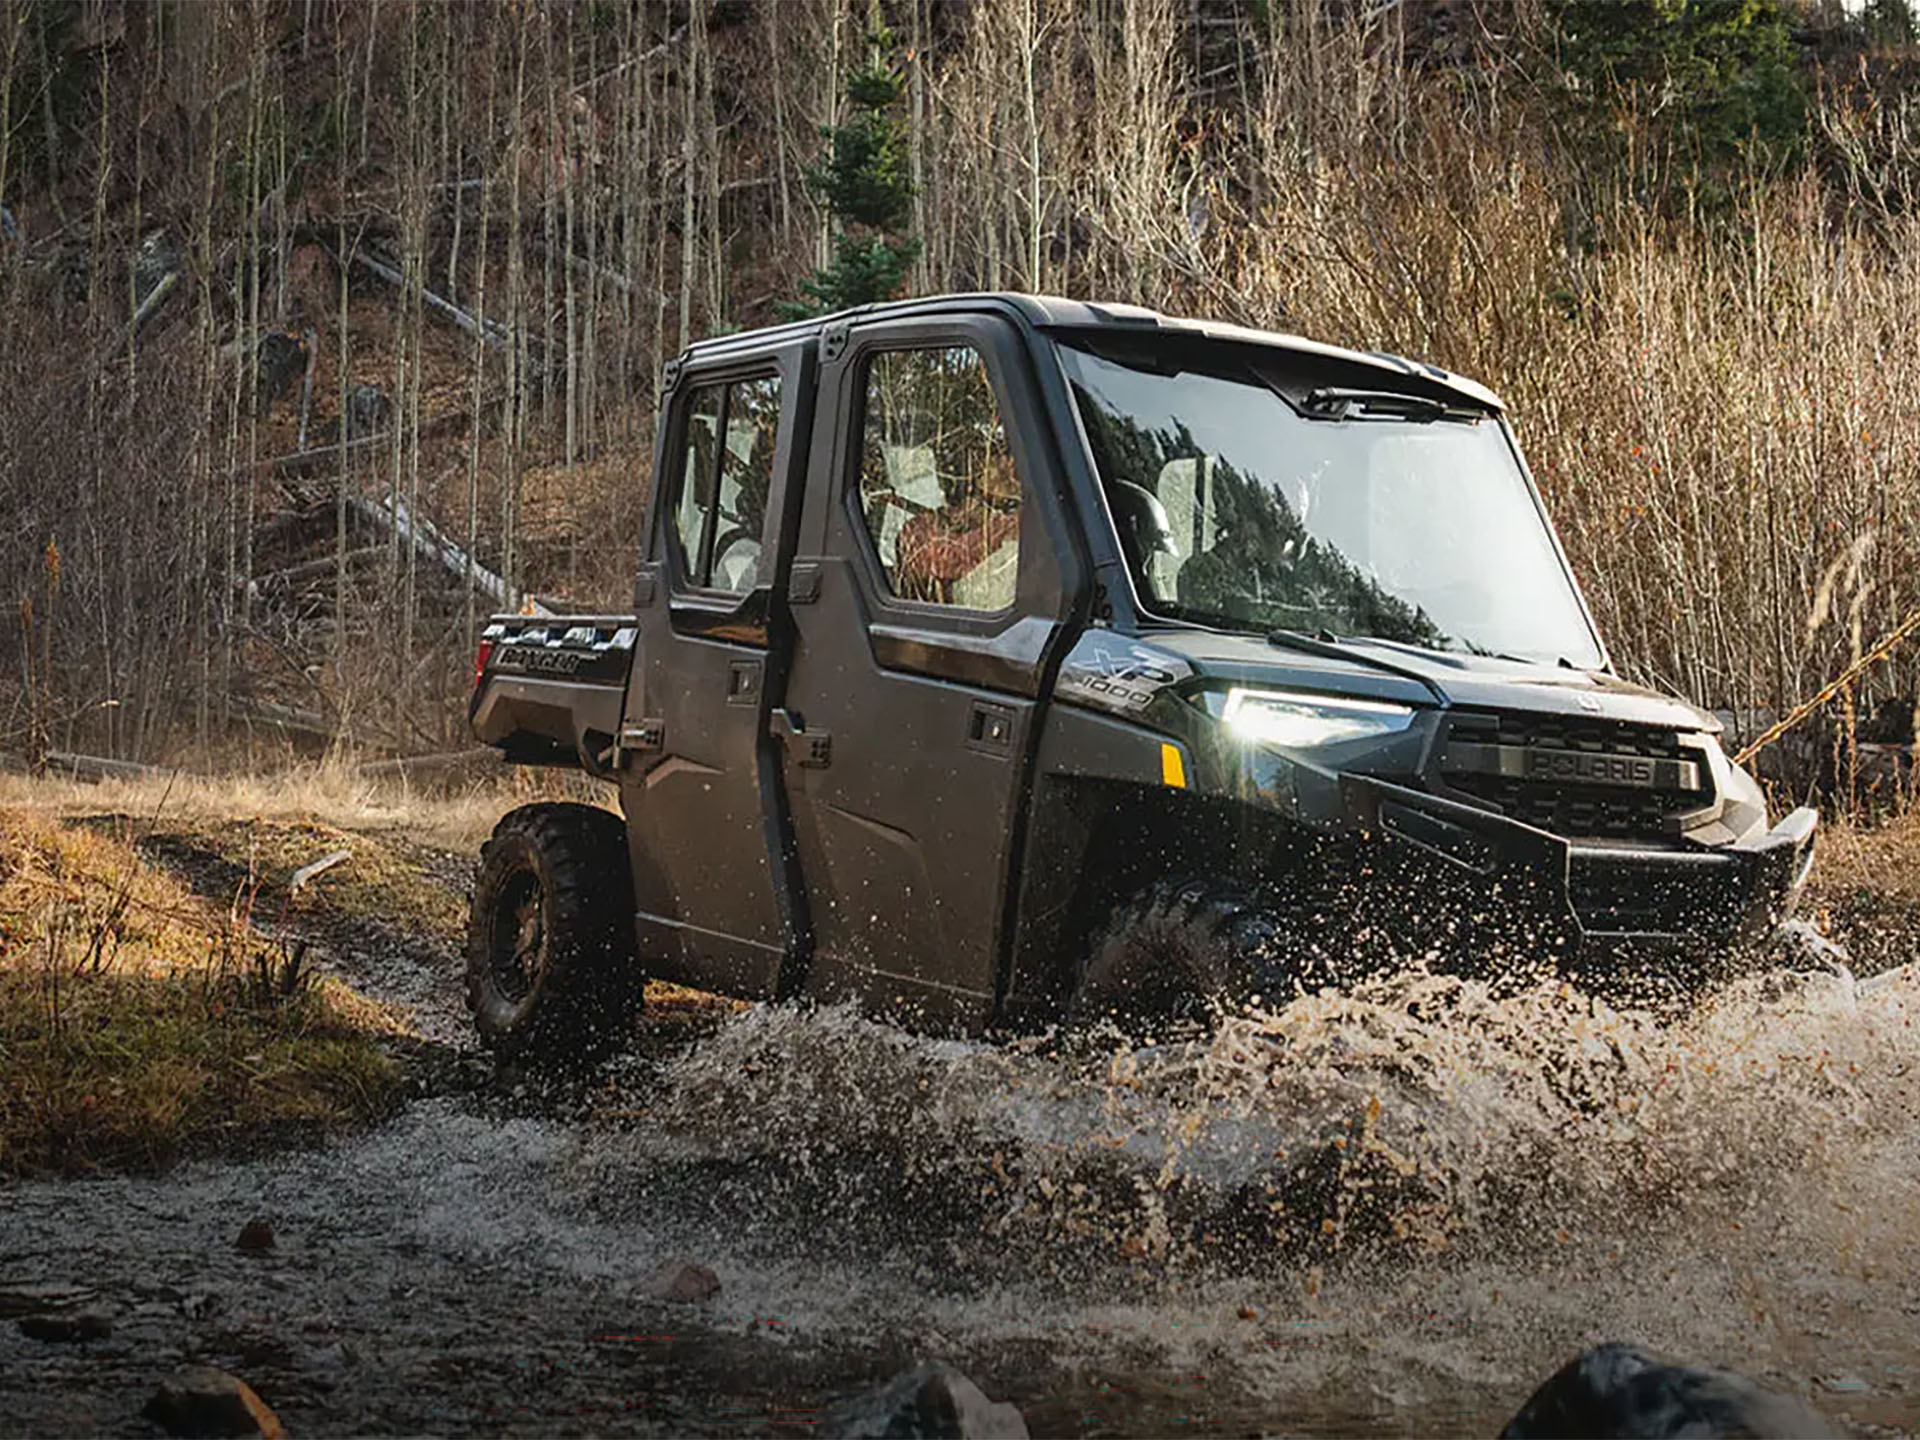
(465, 802, 641, 1066)
(1069, 878, 1338, 1033)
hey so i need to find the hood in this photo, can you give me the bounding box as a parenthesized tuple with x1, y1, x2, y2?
(1141, 629, 1719, 732)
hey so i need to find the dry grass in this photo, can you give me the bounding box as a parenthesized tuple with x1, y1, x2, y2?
(0, 808, 409, 1178)
(0, 760, 611, 854)
(1805, 808, 1920, 977)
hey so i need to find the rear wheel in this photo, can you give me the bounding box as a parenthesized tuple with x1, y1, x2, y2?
(1068, 877, 1336, 1033)
(465, 802, 641, 1065)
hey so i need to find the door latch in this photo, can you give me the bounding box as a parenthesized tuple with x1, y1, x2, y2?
(769, 708, 832, 768)
(617, 719, 665, 769)
(967, 701, 1015, 756)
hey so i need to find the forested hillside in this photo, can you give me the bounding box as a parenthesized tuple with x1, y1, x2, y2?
(3, 0, 1918, 793)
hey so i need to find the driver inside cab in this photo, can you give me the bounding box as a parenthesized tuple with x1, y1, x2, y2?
(891, 446, 1021, 609)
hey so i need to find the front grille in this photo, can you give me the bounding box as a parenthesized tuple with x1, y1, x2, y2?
(1566, 850, 1745, 935)
(1438, 710, 1712, 844)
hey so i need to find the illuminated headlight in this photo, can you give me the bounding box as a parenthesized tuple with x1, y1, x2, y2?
(1221, 687, 1416, 749)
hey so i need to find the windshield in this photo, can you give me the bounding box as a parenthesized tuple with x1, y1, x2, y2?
(1058, 340, 1604, 669)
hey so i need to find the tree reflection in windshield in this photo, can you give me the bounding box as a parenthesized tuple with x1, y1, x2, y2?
(1060, 341, 1603, 669)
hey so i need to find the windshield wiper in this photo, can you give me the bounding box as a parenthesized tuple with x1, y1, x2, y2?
(1266, 629, 1447, 703)
(1299, 388, 1457, 423)
(1344, 632, 1589, 672)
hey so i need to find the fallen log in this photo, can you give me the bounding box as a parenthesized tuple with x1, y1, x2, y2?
(247, 546, 386, 594)
(348, 245, 513, 352)
(354, 748, 499, 780)
(45, 751, 168, 782)
(347, 492, 512, 607)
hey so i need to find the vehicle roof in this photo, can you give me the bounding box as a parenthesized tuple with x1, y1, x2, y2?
(679, 291, 1505, 412)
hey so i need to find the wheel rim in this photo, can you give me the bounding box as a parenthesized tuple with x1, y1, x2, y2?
(489, 870, 545, 1004)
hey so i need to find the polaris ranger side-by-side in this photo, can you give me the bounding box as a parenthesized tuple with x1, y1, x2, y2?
(463, 293, 1816, 1059)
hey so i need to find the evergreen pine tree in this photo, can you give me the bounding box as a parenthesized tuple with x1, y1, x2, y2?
(1549, 0, 1807, 207)
(782, 13, 921, 319)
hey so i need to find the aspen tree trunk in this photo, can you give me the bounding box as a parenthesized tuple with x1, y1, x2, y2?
(464, 14, 499, 663)
(649, 56, 668, 418)
(32, 3, 63, 219)
(385, 10, 417, 637)
(579, 11, 598, 460)
(241, 0, 267, 650)
(699, 0, 722, 327)
(443, 10, 461, 299)
(503, 12, 529, 608)
(767, 0, 793, 242)
(399, 1, 428, 713)
(1019, 0, 1044, 292)
(819, 0, 843, 274)
(0, 6, 18, 269)
(563, 15, 580, 474)
(678, 1, 699, 352)
(196, 87, 224, 752)
(909, 0, 929, 294)
(88, 28, 113, 753)
(333, 18, 354, 707)
(359, 0, 379, 168)
(540, 12, 558, 438)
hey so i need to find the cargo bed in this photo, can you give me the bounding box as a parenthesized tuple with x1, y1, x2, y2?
(469, 614, 636, 775)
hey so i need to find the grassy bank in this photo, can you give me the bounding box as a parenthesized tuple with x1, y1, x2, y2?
(0, 809, 407, 1179)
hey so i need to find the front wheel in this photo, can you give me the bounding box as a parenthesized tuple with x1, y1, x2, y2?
(465, 802, 641, 1065)
(1068, 878, 1339, 1034)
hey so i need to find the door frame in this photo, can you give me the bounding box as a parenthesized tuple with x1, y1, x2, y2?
(620, 336, 818, 997)
(777, 311, 1094, 1020)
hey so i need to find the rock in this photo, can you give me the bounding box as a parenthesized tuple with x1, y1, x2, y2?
(255, 332, 308, 412)
(345, 383, 391, 438)
(18, 1309, 113, 1342)
(143, 1366, 284, 1439)
(645, 1260, 720, 1304)
(235, 1218, 276, 1254)
(823, 1362, 1029, 1440)
(1500, 1342, 1835, 1439)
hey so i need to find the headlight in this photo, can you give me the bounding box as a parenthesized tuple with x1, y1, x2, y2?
(1221, 687, 1416, 749)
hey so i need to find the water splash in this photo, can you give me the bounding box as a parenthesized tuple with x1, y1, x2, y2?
(560, 958, 1920, 1427)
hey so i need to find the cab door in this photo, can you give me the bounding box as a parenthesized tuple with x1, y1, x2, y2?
(618, 342, 812, 998)
(775, 314, 1086, 1028)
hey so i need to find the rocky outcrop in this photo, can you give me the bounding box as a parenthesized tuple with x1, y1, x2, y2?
(645, 1260, 720, 1303)
(823, 1362, 1029, 1440)
(1501, 1342, 1835, 1439)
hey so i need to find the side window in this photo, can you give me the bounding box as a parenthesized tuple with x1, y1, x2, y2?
(668, 373, 781, 593)
(673, 385, 723, 582)
(855, 345, 1022, 612)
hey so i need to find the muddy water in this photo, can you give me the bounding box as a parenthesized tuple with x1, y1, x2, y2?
(5, 960, 1920, 1435)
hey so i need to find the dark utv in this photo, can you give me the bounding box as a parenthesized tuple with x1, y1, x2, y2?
(463, 293, 1817, 1058)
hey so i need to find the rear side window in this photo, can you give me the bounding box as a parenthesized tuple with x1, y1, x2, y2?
(668, 374, 781, 593)
(854, 346, 1022, 612)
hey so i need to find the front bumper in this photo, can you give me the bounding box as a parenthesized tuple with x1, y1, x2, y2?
(1334, 773, 1817, 949)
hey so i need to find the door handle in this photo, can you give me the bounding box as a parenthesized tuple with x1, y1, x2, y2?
(770, 708, 832, 768)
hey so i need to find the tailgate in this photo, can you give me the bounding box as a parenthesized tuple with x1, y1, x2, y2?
(469, 614, 636, 775)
